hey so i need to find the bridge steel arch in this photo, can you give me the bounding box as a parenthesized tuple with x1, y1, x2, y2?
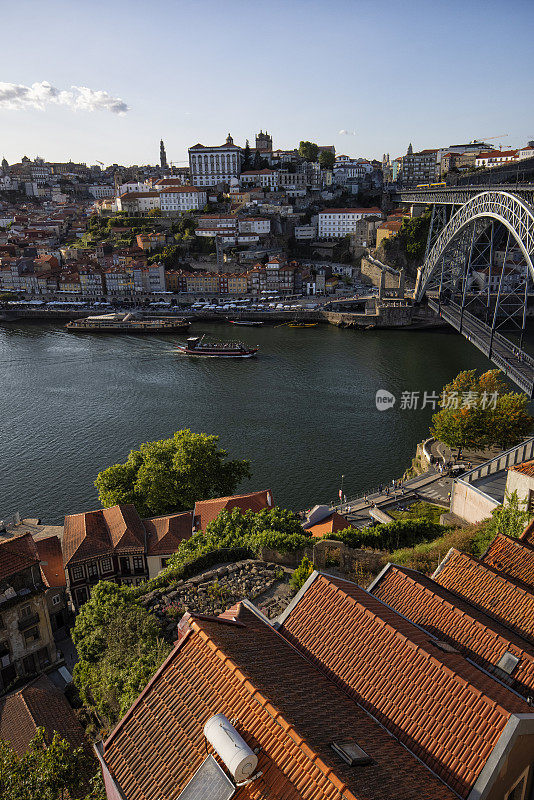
(415, 191, 534, 301)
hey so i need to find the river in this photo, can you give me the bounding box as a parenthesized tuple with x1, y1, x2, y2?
(0, 321, 516, 523)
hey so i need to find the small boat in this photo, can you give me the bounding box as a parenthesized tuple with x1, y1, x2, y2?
(66, 313, 190, 334)
(229, 320, 264, 327)
(176, 336, 259, 358)
(288, 322, 318, 328)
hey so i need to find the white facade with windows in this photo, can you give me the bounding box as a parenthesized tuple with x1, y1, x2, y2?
(159, 186, 207, 213)
(318, 208, 383, 239)
(189, 136, 242, 187)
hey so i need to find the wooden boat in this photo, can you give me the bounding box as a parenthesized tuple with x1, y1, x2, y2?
(229, 320, 264, 327)
(288, 322, 318, 328)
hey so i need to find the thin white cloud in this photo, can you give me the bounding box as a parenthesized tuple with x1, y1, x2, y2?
(338, 129, 357, 136)
(0, 81, 129, 114)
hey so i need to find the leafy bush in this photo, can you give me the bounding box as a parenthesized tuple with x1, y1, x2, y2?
(72, 583, 171, 727)
(329, 518, 445, 553)
(291, 556, 314, 590)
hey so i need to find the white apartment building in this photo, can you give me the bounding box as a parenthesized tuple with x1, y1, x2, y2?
(131, 264, 166, 293)
(237, 217, 270, 235)
(116, 192, 160, 214)
(159, 186, 207, 213)
(89, 185, 115, 199)
(189, 134, 242, 187)
(240, 169, 278, 190)
(318, 207, 383, 239)
(294, 225, 317, 241)
(118, 181, 153, 195)
(195, 215, 238, 237)
(475, 150, 518, 168)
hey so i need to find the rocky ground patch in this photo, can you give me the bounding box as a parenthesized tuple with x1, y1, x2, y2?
(139, 560, 297, 640)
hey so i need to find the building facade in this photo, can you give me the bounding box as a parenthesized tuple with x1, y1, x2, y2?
(189, 134, 242, 187)
(318, 207, 383, 239)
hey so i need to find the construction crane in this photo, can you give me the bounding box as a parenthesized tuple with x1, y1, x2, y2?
(470, 134, 510, 150)
(95, 160, 105, 166)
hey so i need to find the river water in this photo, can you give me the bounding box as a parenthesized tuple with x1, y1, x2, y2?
(0, 321, 511, 523)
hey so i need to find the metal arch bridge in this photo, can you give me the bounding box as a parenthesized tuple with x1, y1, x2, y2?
(395, 186, 534, 398)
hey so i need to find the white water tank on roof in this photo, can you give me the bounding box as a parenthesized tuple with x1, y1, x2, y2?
(204, 713, 258, 782)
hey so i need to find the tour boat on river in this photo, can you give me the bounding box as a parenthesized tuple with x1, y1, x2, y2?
(176, 336, 259, 358)
(66, 313, 190, 334)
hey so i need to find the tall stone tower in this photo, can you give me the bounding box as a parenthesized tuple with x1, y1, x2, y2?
(160, 139, 168, 169)
(255, 130, 273, 153)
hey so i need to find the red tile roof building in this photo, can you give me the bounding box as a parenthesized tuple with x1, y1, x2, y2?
(370, 563, 534, 700)
(278, 573, 532, 799)
(193, 490, 273, 532)
(433, 549, 534, 644)
(481, 533, 534, 590)
(0, 674, 88, 755)
(99, 603, 458, 800)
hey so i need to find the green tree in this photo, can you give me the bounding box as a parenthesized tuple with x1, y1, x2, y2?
(72, 583, 170, 726)
(147, 208, 162, 217)
(298, 141, 319, 162)
(243, 140, 251, 170)
(95, 430, 251, 516)
(471, 491, 531, 555)
(0, 728, 103, 800)
(319, 150, 335, 169)
(431, 370, 532, 456)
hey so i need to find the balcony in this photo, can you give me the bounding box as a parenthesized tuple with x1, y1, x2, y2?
(18, 612, 40, 631)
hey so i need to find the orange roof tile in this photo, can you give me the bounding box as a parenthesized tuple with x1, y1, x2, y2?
(193, 490, 273, 531)
(62, 504, 145, 566)
(434, 549, 534, 644)
(0, 674, 88, 756)
(279, 573, 529, 798)
(143, 511, 193, 556)
(305, 511, 352, 539)
(103, 604, 457, 800)
(509, 458, 534, 477)
(522, 519, 534, 545)
(0, 533, 39, 581)
(36, 535, 66, 588)
(370, 563, 534, 700)
(482, 533, 534, 589)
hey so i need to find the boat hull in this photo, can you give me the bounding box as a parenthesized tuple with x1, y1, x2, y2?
(176, 345, 258, 358)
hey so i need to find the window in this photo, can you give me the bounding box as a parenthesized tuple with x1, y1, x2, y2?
(101, 557, 113, 573)
(133, 556, 145, 572)
(87, 562, 98, 579)
(52, 594, 61, 606)
(72, 565, 84, 581)
(19, 604, 33, 620)
(24, 626, 40, 644)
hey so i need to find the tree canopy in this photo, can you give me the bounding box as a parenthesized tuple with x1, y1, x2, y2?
(72, 582, 171, 727)
(298, 141, 319, 162)
(94, 429, 251, 516)
(431, 370, 532, 453)
(319, 150, 335, 169)
(0, 728, 104, 800)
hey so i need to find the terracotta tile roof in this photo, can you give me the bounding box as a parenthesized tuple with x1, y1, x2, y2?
(434, 549, 534, 644)
(482, 534, 534, 589)
(0, 674, 88, 755)
(62, 504, 145, 566)
(371, 564, 534, 699)
(305, 511, 352, 538)
(103, 604, 457, 800)
(0, 533, 39, 581)
(509, 458, 534, 477)
(278, 573, 529, 798)
(143, 511, 193, 556)
(36, 535, 66, 587)
(193, 490, 273, 531)
(522, 519, 534, 545)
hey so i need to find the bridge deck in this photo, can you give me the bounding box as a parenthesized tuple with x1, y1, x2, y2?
(393, 184, 534, 206)
(428, 298, 534, 398)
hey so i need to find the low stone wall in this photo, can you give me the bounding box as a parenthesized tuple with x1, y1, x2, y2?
(139, 559, 296, 637)
(312, 540, 386, 582)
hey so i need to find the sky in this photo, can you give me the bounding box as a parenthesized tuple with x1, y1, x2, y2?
(1, 0, 533, 167)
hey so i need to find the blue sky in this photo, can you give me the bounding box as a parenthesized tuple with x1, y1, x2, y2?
(1, 0, 533, 166)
